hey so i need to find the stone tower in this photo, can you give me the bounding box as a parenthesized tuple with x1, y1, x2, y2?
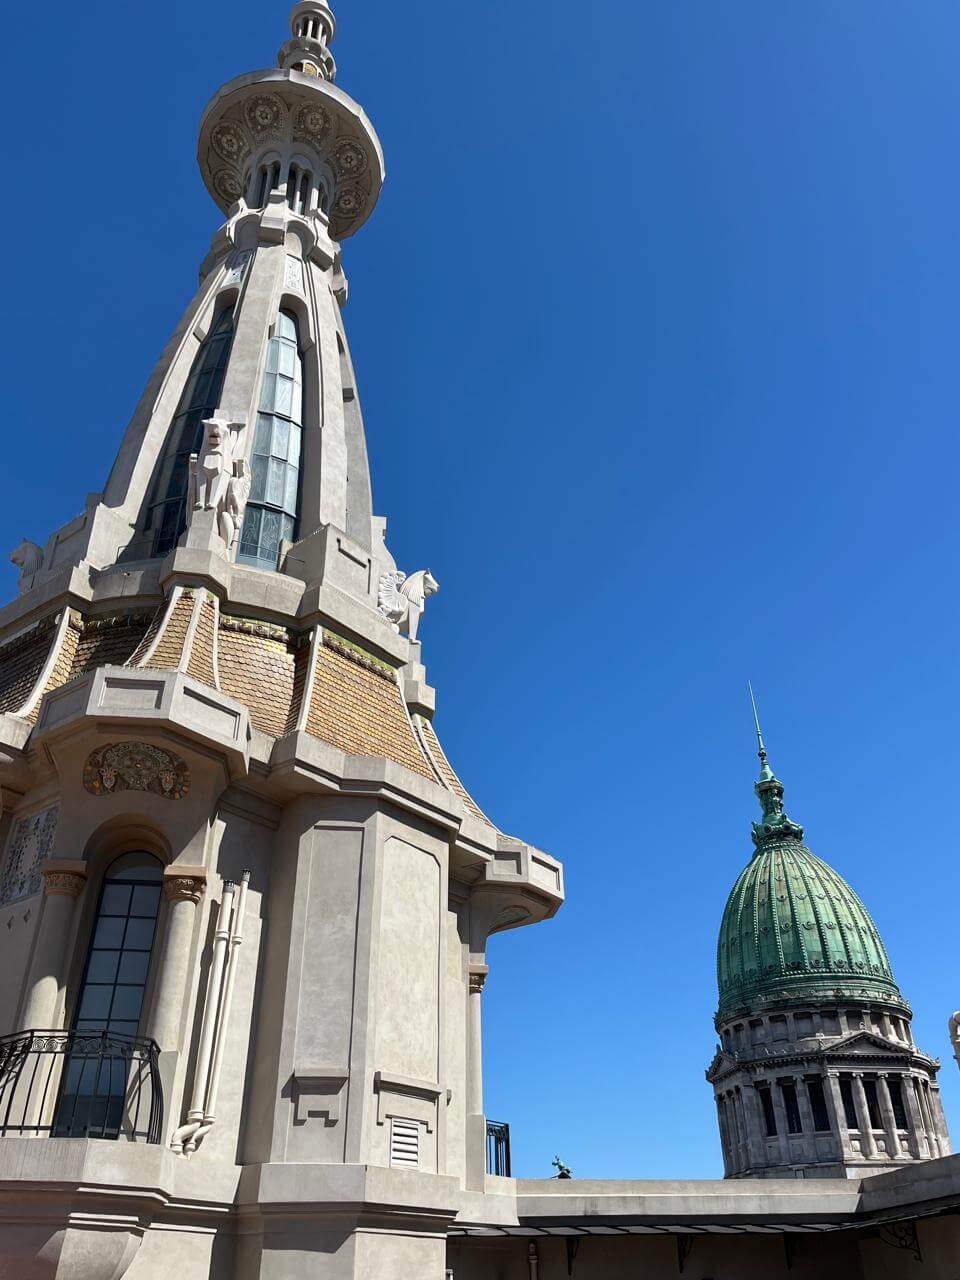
(0, 8, 563, 1277)
(707, 717, 949, 1179)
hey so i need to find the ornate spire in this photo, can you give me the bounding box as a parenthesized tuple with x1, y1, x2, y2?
(278, 3, 338, 81)
(747, 685, 804, 848)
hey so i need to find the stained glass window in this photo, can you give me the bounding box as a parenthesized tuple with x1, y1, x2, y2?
(146, 309, 234, 557)
(238, 309, 303, 569)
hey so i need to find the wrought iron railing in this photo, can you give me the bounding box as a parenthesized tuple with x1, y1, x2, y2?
(486, 1119, 511, 1177)
(0, 1030, 163, 1144)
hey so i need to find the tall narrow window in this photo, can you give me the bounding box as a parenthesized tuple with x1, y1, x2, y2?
(888, 1079, 909, 1130)
(780, 1080, 803, 1134)
(55, 853, 163, 1138)
(238, 308, 303, 570)
(864, 1079, 883, 1130)
(840, 1077, 859, 1129)
(757, 1084, 777, 1137)
(147, 310, 234, 556)
(806, 1078, 831, 1132)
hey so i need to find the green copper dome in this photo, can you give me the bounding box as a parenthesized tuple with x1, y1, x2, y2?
(716, 728, 904, 1021)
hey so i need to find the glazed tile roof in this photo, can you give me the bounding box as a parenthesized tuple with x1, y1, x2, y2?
(218, 619, 299, 737)
(147, 592, 194, 670)
(416, 716, 495, 828)
(0, 619, 57, 714)
(306, 632, 434, 780)
(186, 597, 218, 688)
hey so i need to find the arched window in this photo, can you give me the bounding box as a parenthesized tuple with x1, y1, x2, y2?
(55, 853, 163, 1140)
(238, 308, 303, 569)
(72, 853, 163, 1037)
(147, 309, 234, 556)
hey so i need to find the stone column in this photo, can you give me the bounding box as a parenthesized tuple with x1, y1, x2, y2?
(876, 1074, 901, 1159)
(824, 1072, 853, 1159)
(795, 1073, 815, 1136)
(146, 868, 207, 1051)
(466, 964, 488, 1117)
(770, 1080, 792, 1164)
(715, 1097, 732, 1175)
(464, 962, 489, 1191)
(851, 1074, 878, 1158)
(19, 861, 88, 1031)
(929, 1086, 951, 1155)
(919, 1083, 947, 1157)
(742, 1084, 767, 1172)
(902, 1075, 926, 1158)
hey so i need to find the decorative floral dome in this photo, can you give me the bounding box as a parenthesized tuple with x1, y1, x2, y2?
(716, 731, 904, 1021)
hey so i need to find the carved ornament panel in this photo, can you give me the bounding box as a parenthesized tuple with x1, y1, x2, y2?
(83, 742, 190, 800)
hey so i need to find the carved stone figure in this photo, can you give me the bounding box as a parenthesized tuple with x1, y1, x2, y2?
(950, 1012, 960, 1068)
(377, 569, 439, 643)
(187, 417, 249, 549)
(83, 742, 190, 800)
(9, 539, 43, 591)
(219, 459, 251, 551)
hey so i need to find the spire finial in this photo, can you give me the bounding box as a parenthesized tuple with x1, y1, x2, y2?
(748, 682, 774, 782)
(746, 686, 804, 849)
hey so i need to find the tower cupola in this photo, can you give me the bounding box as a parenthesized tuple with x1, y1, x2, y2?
(278, 3, 337, 81)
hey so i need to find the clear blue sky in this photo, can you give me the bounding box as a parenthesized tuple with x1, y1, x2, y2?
(2, 1, 959, 1179)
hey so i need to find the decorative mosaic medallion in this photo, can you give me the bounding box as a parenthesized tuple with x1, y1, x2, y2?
(295, 102, 331, 142)
(214, 169, 243, 202)
(83, 743, 190, 800)
(244, 94, 285, 135)
(211, 121, 249, 164)
(333, 139, 368, 179)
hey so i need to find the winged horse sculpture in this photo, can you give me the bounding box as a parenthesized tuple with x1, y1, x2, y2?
(378, 569, 439, 643)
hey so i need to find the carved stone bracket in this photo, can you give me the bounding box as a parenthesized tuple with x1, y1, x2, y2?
(875, 1220, 922, 1262)
(468, 964, 489, 996)
(83, 742, 190, 800)
(40, 860, 87, 900)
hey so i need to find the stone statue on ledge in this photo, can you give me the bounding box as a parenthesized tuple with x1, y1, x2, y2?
(378, 569, 439, 643)
(9, 539, 44, 593)
(187, 418, 249, 551)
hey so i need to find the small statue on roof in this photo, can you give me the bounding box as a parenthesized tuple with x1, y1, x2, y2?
(552, 1155, 572, 1180)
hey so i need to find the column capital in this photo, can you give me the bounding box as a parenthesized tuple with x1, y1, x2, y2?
(468, 963, 489, 995)
(163, 865, 207, 904)
(40, 860, 87, 899)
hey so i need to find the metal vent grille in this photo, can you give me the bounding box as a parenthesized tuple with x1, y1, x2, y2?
(390, 1118, 420, 1168)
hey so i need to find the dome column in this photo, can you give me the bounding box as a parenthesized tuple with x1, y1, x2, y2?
(769, 1079, 792, 1164)
(741, 1085, 767, 1171)
(824, 1072, 854, 1160)
(875, 1074, 902, 1159)
(795, 1073, 816, 1139)
(902, 1076, 927, 1157)
(851, 1074, 878, 1158)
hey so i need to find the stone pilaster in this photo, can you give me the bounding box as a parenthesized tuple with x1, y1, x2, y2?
(146, 868, 207, 1051)
(19, 861, 87, 1031)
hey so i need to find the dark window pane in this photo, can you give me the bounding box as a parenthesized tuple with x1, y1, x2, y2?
(78, 987, 112, 1021)
(85, 951, 120, 984)
(110, 986, 145, 1021)
(94, 916, 126, 950)
(117, 951, 150, 984)
(131, 885, 161, 916)
(123, 918, 157, 950)
(100, 885, 132, 915)
(106, 1020, 139, 1038)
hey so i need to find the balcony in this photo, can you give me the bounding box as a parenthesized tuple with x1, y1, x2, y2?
(486, 1119, 511, 1177)
(0, 1030, 162, 1144)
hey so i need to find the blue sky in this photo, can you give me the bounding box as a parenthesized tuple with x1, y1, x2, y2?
(2, 1, 959, 1178)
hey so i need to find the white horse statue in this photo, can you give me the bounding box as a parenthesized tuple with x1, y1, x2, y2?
(378, 569, 439, 643)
